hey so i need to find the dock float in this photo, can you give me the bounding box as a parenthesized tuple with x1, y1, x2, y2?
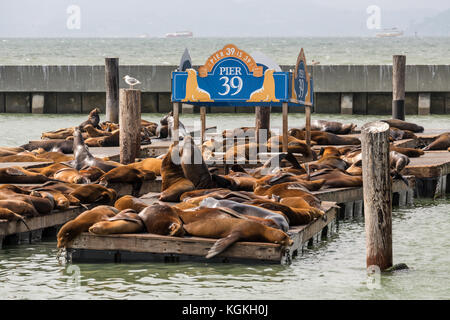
(66, 202, 338, 264)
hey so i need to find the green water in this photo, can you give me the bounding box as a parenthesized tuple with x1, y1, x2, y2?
(0, 113, 448, 299)
(0, 199, 449, 299)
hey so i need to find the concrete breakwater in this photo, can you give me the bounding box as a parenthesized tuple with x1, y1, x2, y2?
(0, 64, 449, 115)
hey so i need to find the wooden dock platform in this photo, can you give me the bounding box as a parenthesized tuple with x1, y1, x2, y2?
(0, 206, 86, 248)
(66, 202, 338, 264)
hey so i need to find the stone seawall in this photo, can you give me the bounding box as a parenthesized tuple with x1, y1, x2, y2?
(0, 65, 449, 114)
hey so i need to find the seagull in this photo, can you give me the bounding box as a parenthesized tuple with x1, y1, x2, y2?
(123, 75, 141, 89)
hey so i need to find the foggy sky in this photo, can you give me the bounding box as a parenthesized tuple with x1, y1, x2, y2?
(0, 0, 448, 37)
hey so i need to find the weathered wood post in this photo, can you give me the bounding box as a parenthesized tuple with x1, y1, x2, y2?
(200, 106, 206, 146)
(119, 89, 141, 164)
(392, 55, 406, 121)
(282, 103, 288, 152)
(361, 121, 393, 271)
(305, 105, 311, 148)
(173, 102, 180, 145)
(255, 106, 271, 148)
(105, 57, 120, 123)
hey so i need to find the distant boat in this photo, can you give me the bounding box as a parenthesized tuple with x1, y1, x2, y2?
(375, 27, 404, 38)
(165, 31, 193, 38)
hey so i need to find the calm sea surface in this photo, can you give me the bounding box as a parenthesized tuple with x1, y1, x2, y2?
(1, 37, 450, 65)
(0, 113, 449, 300)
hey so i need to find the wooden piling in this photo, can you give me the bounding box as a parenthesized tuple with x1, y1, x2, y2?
(200, 106, 206, 145)
(173, 102, 180, 145)
(282, 103, 288, 152)
(392, 55, 406, 121)
(305, 105, 311, 148)
(119, 89, 141, 164)
(105, 57, 120, 123)
(361, 121, 393, 271)
(255, 106, 271, 147)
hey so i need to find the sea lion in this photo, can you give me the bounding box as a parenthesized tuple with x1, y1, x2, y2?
(422, 132, 450, 151)
(381, 119, 424, 133)
(0, 146, 25, 157)
(254, 182, 322, 208)
(79, 108, 101, 129)
(179, 188, 229, 201)
(289, 129, 361, 145)
(98, 166, 156, 187)
(79, 166, 105, 182)
(200, 197, 289, 232)
(0, 200, 40, 217)
(390, 145, 424, 157)
(71, 127, 120, 172)
(69, 184, 117, 204)
(390, 151, 410, 185)
(53, 168, 89, 184)
(83, 124, 112, 138)
(57, 205, 119, 248)
(183, 217, 293, 258)
(0, 208, 30, 230)
(309, 120, 356, 134)
(255, 176, 325, 192)
(159, 144, 195, 202)
(0, 154, 51, 162)
(267, 135, 316, 158)
(84, 129, 120, 147)
(129, 158, 162, 176)
(20, 139, 74, 154)
(304, 168, 363, 188)
(0, 166, 54, 184)
(138, 204, 184, 236)
(41, 127, 75, 140)
(88, 209, 144, 235)
(180, 136, 214, 189)
(114, 195, 149, 212)
(32, 151, 73, 162)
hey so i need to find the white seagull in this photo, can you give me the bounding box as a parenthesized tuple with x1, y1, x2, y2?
(123, 75, 141, 89)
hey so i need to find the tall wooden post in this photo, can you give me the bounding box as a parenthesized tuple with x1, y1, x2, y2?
(173, 102, 180, 145)
(361, 121, 393, 271)
(282, 103, 288, 152)
(392, 55, 406, 121)
(119, 89, 141, 164)
(305, 105, 311, 148)
(200, 106, 206, 145)
(105, 58, 119, 123)
(255, 106, 271, 147)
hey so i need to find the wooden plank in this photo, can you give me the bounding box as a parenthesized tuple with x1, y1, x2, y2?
(282, 103, 288, 153)
(68, 202, 337, 264)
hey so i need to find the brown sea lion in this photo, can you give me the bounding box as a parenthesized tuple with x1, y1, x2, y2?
(20, 139, 74, 154)
(28, 163, 71, 177)
(79, 108, 101, 129)
(180, 136, 214, 189)
(390, 151, 410, 184)
(200, 197, 289, 231)
(69, 184, 117, 204)
(32, 151, 73, 162)
(267, 135, 316, 159)
(41, 127, 75, 140)
(0, 146, 25, 157)
(390, 145, 424, 157)
(380, 119, 424, 133)
(0, 208, 30, 230)
(310, 120, 356, 134)
(57, 205, 119, 248)
(0, 200, 40, 217)
(88, 209, 144, 235)
(0, 166, 54, 184)
(100, 121, 119, 132)
(83, 124, 112, 138)
(138, 204, 184, 236)
(53, 168, 89, 184)
(114, 195, 149, 212)
(129, 158, 162, 176)
(254, 182, 322, 208)
(222, 127, 256, 139)
(0, 154, 50, 162)
(304, 168, 363, 188)
(79, 166, 105, 182)
(183, 217, 293, 258)
(159, 144, 195, 202)
(289, 129, 361, 145)
(98, 166, 156, 187)
(422, 132, 450, 151)
(224, 142, 259, 162)
(179, 188, 228, 201)
(346, 161, 362, 176)
(84, 129, 120, 147)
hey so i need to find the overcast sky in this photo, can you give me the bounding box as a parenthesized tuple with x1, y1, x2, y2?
(0, 0, 448, 37)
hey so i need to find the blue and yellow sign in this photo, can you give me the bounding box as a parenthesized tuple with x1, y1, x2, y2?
(290, 48, 313, 106)
(172, 44, 291, 107)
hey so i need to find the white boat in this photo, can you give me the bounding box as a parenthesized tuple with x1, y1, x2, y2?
(376, 27, 403, 38)
(165, 31, 193, 38)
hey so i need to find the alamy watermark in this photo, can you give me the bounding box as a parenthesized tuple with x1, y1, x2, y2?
(366, 5, 381, 30)
(366, 265, 382, 290)
(66, 5, 81, 30)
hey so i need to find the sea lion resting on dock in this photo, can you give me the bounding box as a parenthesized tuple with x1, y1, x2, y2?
(88, 209, 144, 235)
(20, 139, 74, 154)
(183, 217, 293, 259)
(0, 166, 54, 184)
(422, 132, 450, 151)
(297, 120, 356, 134)
(381, 119, 424, 133)
(114, 195, 149, 212)
(57, 205, 119, 248)
(69, 184, 117, 205)
(138, 204, 185, 236)
(0, 208, 30, 230)
(289, 129, 361, 145)
(0, 146, 25, 157)
(303, 168, 363, 189)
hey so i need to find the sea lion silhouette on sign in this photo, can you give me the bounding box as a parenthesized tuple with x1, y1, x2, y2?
(247, 69, 279, 102)
(182, 69, 213, 102)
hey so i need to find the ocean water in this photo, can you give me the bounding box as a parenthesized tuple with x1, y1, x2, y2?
(1, 37, 450, 65)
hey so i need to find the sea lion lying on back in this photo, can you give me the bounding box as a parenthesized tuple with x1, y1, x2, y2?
(422, 132, 450, 151)
(381, 119, 424, 133)
(88, 209, 144, 235)
(57, 205, 119, 248)
(183, 217, 293, 259)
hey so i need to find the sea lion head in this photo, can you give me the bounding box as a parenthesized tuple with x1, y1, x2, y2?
(266, 227, 293, 247)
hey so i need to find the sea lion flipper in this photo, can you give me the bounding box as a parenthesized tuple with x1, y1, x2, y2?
(206, 232, 241, 259)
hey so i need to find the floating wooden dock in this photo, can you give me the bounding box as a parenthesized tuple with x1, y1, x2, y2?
(0, 206, 86, 248)
(66, 202, 337, 264)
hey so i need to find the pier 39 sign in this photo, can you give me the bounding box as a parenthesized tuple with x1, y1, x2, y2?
(171, 44, 313, 107)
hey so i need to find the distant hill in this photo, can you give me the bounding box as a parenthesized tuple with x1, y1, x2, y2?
(407, 9, 450, 36)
